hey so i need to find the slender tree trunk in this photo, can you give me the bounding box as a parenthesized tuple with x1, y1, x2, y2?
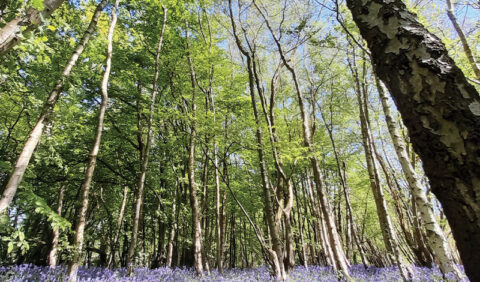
(375, 78, 461, 277)
(252, 56, 295, 274)
(319, 103, 366, 265)
(0, 0, 65, 56)
(166, 183, 178, 267)
(341, 162, 369, 266)
(227, 1, 284, 278)
(252, 5, 350, 279)
(67, 2, 117, 280)
(294, 181, 308, 269)
(107, 186, 128, 268)
(210, 99, 223, 273)
(445, 0, 480, 81)
(184, 19, 204, 276)
(304, 171, 332, 266)
(126, 7, 167, 275)
(0, 0, 107, 214)
(48, 184, 65, 268)
(350, 55, 412, 281)
(347, 0, 480, 279)
(200, 154, 210, 274)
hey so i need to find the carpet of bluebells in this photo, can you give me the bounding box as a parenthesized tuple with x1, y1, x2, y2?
(0, 264, 469, 281)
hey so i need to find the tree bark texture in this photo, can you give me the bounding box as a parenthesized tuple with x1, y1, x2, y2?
(346, 0, 480, 279)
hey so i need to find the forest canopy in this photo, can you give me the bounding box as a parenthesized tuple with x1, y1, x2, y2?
(0, 0, 479, 281)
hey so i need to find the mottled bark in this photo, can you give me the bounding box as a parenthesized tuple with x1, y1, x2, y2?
(346, 0, 480, 279)
(67, 1, 117, 280)
(0, 0, 107, 215)
(0, 0, 65, 56)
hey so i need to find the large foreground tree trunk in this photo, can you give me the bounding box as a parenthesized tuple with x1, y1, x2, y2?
(0, 0, 65, 56)
(346, 0, 480, 280)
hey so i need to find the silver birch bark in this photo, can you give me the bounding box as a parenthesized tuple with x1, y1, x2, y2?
(346, 0, 480, 279)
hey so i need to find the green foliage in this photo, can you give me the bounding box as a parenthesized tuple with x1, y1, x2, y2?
(0, 0, 473, 270)
(18, 190, 71, 231)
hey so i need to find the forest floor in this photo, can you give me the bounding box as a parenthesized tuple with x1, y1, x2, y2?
(0, 264, 468, 281)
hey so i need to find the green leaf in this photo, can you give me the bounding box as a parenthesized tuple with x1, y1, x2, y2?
(32, 0, 44, 10)
(18, 231, 25, 241)
(7, 242, 14, 254)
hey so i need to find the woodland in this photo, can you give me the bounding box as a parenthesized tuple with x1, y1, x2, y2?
(0, 0, 480, 281)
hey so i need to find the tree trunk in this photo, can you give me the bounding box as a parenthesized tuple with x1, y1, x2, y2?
(293, 181, 308, 269)
(66, 1, 117, 280)
(227, 1, 285, 278)
(107, 186, 128, 268)
(445, 0, 480, 81)
(126, 6, 167, 275)
(166, 183, 178, 267)
(184, 19, 204, 276)
(0, 0, 65, 56)
(0, 0, 107, 214)
(349, 53, 412, 281)
(211, 101, 223, 273)
(346, 0, 480, 279)
(376, 78, 461, 277)
(48, 184, 65, 268)
(252, 4, 351, 278)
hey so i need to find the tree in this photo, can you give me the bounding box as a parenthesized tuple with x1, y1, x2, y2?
(0, 0, 66, 56)
(0, 0, 108, 215)
(126, 5, 167, 275)
(67, 0, 120, 280)
(346, 0, 480, 280)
